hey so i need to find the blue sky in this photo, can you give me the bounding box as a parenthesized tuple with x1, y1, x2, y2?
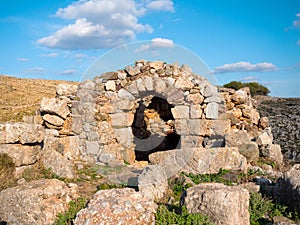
(0, 0, 300, 97)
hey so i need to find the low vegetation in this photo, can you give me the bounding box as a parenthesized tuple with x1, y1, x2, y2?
(156, 169, 299, 225)
(53, 197, 87, 225)
(0, 153, 16, 190)
(223, 81, 270, 96)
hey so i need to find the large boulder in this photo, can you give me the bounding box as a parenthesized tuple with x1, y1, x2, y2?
(41, 136, 79, 179)
(40, 97, 70, 119)
(1, 123, 45, 144)
(182, 147, 248, 174)
(74, 188, 157, 225)
(0, 179, 79, 225)
(0, 144, 40, 167)
(183, 183, 250, 225)
(274, 164, 300, 214)
(138, 165, 168, 201)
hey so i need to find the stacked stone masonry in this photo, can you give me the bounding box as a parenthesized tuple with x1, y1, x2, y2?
(70, 60, 227, 164)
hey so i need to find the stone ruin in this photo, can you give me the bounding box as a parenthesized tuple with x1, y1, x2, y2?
(1, 60, 295, 225)
(0, 60, 283, 178)
(71, 60, 228, 165)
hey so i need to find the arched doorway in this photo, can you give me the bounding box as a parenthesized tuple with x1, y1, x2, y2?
(132, 96, 181, 161)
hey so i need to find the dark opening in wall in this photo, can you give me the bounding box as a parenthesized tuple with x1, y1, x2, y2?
(132, 96, 181, 161)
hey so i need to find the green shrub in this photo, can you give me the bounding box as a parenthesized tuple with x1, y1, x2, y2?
(53, 197, 86, 225)
(182, 169, 232, 185)
(249, 192, 289, 225)
(155, 205, 213, 225)
(223, 81, 270, 96)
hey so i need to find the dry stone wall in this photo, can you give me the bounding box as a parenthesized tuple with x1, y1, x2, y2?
(70, 60, 226, 164)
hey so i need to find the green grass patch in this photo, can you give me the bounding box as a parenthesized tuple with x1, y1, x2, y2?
(53, 197, 86, 225)
(155, 205, 213, 225)
(249, 192, 300, 225)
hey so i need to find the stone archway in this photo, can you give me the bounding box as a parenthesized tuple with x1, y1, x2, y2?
(73, 60, 225, 164)
(132, 96, 181, 161)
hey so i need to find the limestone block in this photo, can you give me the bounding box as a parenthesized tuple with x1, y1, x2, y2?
(74, 188, 157, 225)
(5, 123, 45, 144)
(187, 119, 211, 136)
(201, 83, 218, 97)
(118, 89, 135, 100)
(186, 93, 204, 104)
(114, 127, 133, 148)
(43, 114, 64, 127)
(56, 83, 78, 98)
(256, 132, 273, 146)
(143, 76, 154, 91)
(40, 97, 70, 119)
(136, 78, 146, 92)
(0, 144, 40, 167)
(174, 77, 194, 90)
(167, 89, 184, 104)
(138, 165, 168, 201)
(184, 183, 250, 225)
(125, 65, 140, 76)
(110, 112, 134, 128)
(205, 102, 219, 119)
(190, 104, 202, 118)
(105, 80, 116, 91)
(0, 179, 79, 225)
(182, 147, 248, 174)
(149, 61, 164, 70)
(171, 105, 189, 119)
(154, 78, 167, 94)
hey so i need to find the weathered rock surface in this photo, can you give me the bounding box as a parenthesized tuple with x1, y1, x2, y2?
(0, 179, 79, 225)
(274, 164, 300, 214)
(41, 136, 78, 179)
(0, 123, 45, 144)
(182, 147, 248, 174)
(0, 144, 40, 167)
(56, 83, 78, 99)
(40, 97, 70, 119)
(74, 188, 157, 225)
(225, 130, 259, 162)
(138, 165, 168, 201)
(183, 183, 250, 225)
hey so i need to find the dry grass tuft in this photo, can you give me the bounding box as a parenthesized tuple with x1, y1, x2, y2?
(0, 75, 78, 122)
(0, 153, 16, 190)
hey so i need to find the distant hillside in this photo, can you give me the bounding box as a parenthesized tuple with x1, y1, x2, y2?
(0, 75, 78, 122)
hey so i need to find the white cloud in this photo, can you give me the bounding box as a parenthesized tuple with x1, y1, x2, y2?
(60, 69, 76, 75)
(40, 53, 59, 57)
(17, 57, 30, 62)
(135, 37, 174, 52)
(37, 0, 174, 49)
(74, 53, 88, 58)
(240, 76, 257, 82)
(146, 0, 174, 12)
(23, 67, 45, 74)
(214, 61, 278, 74)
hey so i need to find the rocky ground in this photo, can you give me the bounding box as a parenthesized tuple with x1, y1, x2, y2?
(255, 96, 300, 162)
